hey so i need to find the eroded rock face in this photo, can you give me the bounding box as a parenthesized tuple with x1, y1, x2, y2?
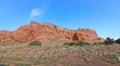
(0, 22, 104, 44)
(0, 30, 13, 44)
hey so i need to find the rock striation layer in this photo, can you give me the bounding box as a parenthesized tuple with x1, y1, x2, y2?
(0, 22, 104, 44)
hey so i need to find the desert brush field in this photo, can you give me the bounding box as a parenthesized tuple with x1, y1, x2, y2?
(0, 42, 120, 66)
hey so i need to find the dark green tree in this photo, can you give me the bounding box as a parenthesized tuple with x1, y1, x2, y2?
(115, 38, 120, 44)
(104, 37, 114, 45)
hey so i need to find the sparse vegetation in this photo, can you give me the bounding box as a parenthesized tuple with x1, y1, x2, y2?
(108, 53, 120, 61)
(0, 55, 4, 62)
(103, 59, 116, 64)
(17, 64, 30, 66)
(0, 64, 8, 66)
(64, 41, 89, 46)
(28, 41, 41, 46)
(0, 41, 119, 66)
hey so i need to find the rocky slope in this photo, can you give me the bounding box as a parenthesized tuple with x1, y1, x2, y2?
(0, 22, 104, 44)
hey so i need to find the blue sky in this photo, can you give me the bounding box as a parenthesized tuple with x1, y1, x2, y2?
(0, 0, 120, 39)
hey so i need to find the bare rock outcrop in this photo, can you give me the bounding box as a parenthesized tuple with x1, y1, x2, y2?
(0, 30, 13, 44)
(0, 21, 104, 44)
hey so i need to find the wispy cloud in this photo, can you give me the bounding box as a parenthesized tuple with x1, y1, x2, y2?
(30, 0, 53, 19)
(30, 8, 43, 18)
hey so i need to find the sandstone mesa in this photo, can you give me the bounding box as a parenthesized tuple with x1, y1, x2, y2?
(0, 22, 104, 44)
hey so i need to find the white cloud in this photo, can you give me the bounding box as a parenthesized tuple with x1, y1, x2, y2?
(30, 8, 43, 18)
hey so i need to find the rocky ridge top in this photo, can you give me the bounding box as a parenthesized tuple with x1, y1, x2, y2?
(0, 21, 104, 44)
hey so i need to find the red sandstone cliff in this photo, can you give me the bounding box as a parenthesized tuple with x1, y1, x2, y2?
(0, 22, 104, 44)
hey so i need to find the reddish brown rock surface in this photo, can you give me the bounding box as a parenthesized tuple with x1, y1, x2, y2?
(0, 22, 104, 44)
(0, 30, 14, 44)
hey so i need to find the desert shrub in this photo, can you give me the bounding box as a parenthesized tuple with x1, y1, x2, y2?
(64, 41, 89, 46)
(64, 42, 76, 46)
(98, 42, 104, 44)
(76, 41, 89, 46)
(29, 41, 41, 46)
(94, 42, 104, 45)
(115, 38, 120, 44)
(17, 64, 30, 66)
(104, 37, 114, 45)
(0, 64, 8, 66)
(0, 55, 4, 62)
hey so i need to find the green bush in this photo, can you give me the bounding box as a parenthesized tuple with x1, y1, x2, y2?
(0, 64, 8, 66)
(29, 41, 41, 46)
(115, 38, 120, 44)
(64, 41, 89, 46)
(94, 42, 104, 45)
(64, 42, 76, 46)
(17, 64, 30, 66)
